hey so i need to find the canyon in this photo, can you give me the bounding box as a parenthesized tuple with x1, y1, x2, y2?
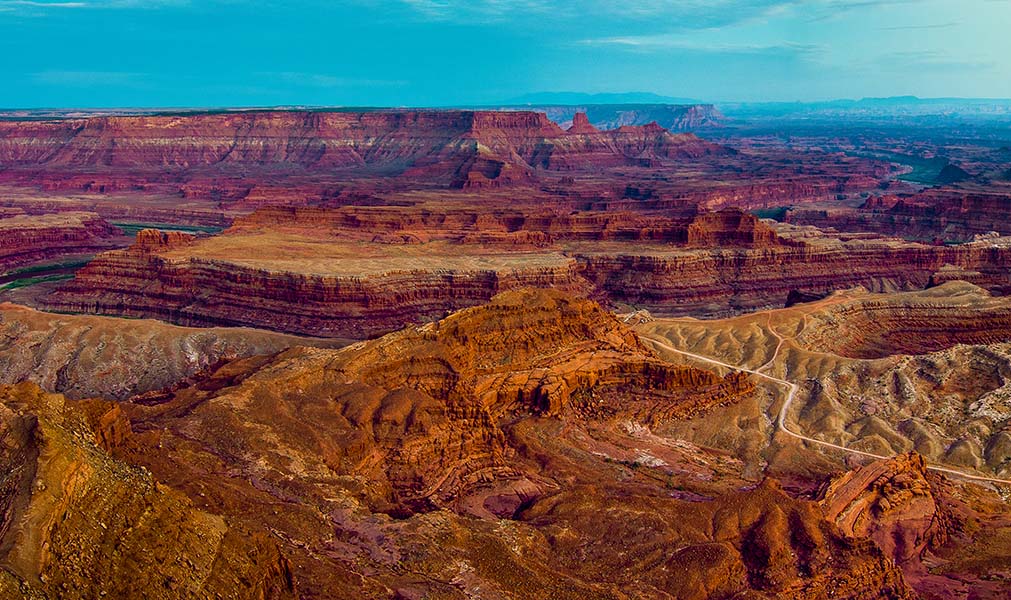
(1, 105, 1011, 599)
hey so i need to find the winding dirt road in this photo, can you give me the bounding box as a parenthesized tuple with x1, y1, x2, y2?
(640, 333, 1011, 486)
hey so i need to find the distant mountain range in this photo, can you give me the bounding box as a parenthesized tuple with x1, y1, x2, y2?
(503, 91, 702, 105)
(494, 104, 724, 132)
(719, 96, 1011, 119)
(6, 95, 1011, 128)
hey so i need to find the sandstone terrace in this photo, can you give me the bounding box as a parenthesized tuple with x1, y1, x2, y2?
(41, 203, 1011, 338)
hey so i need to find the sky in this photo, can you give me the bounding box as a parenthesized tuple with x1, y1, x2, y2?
(2, 0, 1010, 108)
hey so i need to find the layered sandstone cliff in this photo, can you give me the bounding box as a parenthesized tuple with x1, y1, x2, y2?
(232, 204, 783, 246)
(44, 220, 1011, 336)
(580, 233, 1011, 317)
(786, 188, 1011, 243)
(45, 228, 591, 338)
(0, 212, 125, 273)
(0, 110, 727, 192)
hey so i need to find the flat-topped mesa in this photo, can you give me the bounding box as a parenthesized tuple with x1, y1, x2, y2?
(44, 225, 592, 337)
(686, 208, 786, 248)
(0, 110, 562, 180)
(0, 212, 126, 272)
(466, 110, 565, 137)
(566, 112, 600, 134)
(133, 228, 196, 251)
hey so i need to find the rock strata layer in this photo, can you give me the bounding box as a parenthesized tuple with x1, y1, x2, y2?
(0, 212, 125, 273)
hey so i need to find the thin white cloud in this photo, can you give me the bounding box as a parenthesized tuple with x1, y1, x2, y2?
(391, 0, 800, 27)
(0, 0, 185, 12)
(0, 1, 86, 7)
(877, 21, 959, 30)
(578, 35, 821, 61)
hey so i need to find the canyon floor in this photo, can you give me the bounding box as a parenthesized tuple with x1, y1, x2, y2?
(1, 106, 1010, 598)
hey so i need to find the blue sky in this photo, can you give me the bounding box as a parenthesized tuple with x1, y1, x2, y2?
(2, 0, 1010, 107)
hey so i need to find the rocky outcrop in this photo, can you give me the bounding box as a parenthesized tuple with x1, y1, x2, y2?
(123, 289, 754, 513)
(0, 382, 295, 599)
(0, 212, 125, 273)
(6, 292, 1004, 598)
(935, 164, 972, 185)
(820, 453, 949, 568)
(536, 103, 725, 132)
(107, 288, 925, 597)
(522, 478, 916, 600)
(566, 112, 599, 134)
(686, 208, 785, 247)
